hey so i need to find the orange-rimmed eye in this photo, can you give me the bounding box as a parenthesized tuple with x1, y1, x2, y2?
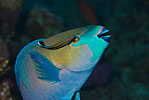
(72, 37, 79, 44)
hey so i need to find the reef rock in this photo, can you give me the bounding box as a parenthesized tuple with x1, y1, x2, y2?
(25, 6, 64, 39)
(0, 0, 24, 40)
(0, 39, 10, 76)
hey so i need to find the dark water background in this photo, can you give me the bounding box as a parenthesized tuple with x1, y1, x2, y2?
(0, 0, 148, 100)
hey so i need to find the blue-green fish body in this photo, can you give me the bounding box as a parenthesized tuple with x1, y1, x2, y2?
(15, 25, 110, 100)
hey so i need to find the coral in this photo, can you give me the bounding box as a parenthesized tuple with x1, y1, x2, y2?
(0, 0, 23, 21)
(0, 79, 15, 100)
(0, 39, 10, 76)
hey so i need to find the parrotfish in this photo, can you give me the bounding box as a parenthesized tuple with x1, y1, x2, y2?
(15, 25, 110, 100)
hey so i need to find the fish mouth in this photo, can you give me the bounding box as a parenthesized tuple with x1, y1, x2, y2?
(97, 27, 111, 42)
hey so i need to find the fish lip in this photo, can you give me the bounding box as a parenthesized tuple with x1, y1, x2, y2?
(102, 35, 111, 42)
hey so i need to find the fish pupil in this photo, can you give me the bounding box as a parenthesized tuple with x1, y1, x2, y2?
(72, 37, 79, 44)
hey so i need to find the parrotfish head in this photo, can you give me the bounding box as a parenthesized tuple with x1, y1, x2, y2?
(36, 25, 110, 72)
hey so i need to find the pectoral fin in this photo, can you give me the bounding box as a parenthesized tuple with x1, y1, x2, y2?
(60, 91, 80, 100)
(74, 92, 80, 100)
(30, 51, 60, 83)
(60, 91, 75, 100)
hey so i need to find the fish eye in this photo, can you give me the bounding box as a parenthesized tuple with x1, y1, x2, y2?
(38, 41, 46, 47)
(72, 37, 79, 44)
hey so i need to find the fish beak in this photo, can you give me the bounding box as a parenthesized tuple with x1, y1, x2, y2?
(102, 35, 111, 42)
(101, 27, 109, 34)
(98, 27, 111, 42)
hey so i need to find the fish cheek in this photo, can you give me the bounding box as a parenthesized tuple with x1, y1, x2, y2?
(72, 44, 92, 64)
(48, 44, 93, 70)
(66, 44, 93, 70)
(46, 47, 74, 68)
(35, 44, 93, 70)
